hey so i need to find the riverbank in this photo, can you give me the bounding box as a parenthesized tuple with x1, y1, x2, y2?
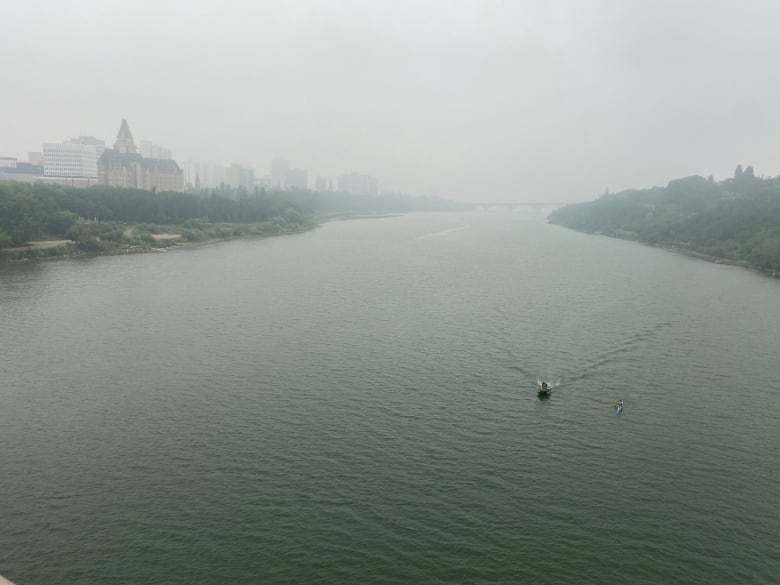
(0, 210, 430, 264)
(0, 221, 318, 263)
(567, 227, 780, 279)
(547, 170, 780, 278)
(662, 243, 778, 278)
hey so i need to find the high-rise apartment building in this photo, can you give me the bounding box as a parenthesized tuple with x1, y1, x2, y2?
(139, 140, 173, 160)
(254, 176, 272, 190)
(182, 160, 227, 190)
(285, 168, 308, 190)
(338, 172, 378, 195)
(271, 157, 289, 188)
(43, 137, 106, 179)
(226, 163, 255, 191)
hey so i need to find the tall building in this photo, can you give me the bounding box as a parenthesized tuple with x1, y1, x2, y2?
(139, 140, 173, 160)
(42, 137, 106, 180)
(254, 176, 272, 190)
(98, 119, 183, 192)
(113, 119, 137, 154)
(226, 163, 255, 192)
(0, 157, 43, 183)
(181, 159, 200, 189)
(285, 168, 308, 190)
(338, 172, 378, 195)
(271, 157, 289, 188)
(269, 156, 309, 190)
(315, 176, 327, 192)
(182, 160, 227, 190)
(72, 136, 107, 152)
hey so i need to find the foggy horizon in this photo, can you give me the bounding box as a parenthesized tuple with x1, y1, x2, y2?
(3, 0, 780, 202)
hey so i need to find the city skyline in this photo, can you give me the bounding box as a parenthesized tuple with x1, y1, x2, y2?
(3, 1, 780, 201)
(2, 118, 387, 194)
(2, 117, 387, 195)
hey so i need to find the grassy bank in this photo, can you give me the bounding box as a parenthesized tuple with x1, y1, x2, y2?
(0, 218, 318, 262)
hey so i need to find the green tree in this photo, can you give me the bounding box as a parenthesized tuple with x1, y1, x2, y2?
(47, 211, 79, 238)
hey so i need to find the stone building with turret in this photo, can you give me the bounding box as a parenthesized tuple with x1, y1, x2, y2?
(97, 119, 183, 191)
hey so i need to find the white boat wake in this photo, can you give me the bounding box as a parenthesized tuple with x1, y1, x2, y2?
(414, 224, 470, 240)
(537, 377, 561, 388)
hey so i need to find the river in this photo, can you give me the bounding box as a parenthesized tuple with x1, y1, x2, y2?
(1, 211, 778, 584)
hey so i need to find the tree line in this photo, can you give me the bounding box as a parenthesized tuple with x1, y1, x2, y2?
(0, 182, 317, 249)
(548, 165, 780, 273)
(0, 181, 466, 253)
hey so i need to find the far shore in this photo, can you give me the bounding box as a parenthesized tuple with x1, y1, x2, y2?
(0, 210, 425, 264)
(0, 223, 317, 264)
(582, 229, 779, 278)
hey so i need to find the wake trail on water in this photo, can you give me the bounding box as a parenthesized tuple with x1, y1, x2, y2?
(500, 312, 673, 391)
(565, 320, 673, 384)
(413, 223, 470, 240)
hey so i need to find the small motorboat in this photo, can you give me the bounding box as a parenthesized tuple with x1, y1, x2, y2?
(537, 383, 552, 396)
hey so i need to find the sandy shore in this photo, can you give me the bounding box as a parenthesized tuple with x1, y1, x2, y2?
(4, 239, 73, 252)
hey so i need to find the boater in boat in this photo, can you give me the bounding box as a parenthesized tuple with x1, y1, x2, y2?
(538, 381, 552, 395)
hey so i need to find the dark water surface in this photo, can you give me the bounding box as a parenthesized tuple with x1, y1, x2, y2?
(1, 212, 779, 584)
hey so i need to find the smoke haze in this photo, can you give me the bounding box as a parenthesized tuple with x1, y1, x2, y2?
(2, 0, 779, 201)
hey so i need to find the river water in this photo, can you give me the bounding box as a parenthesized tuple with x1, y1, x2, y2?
(1, 211, 778, 584)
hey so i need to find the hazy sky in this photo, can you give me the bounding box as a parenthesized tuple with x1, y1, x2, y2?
(3, 0, 780, 201)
